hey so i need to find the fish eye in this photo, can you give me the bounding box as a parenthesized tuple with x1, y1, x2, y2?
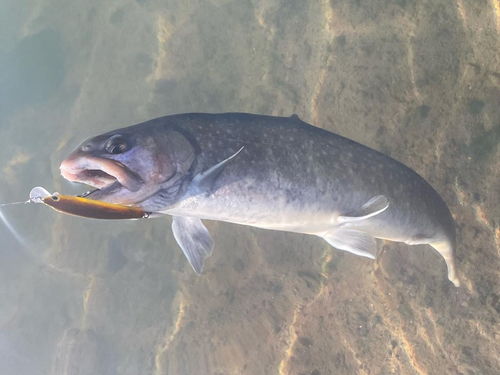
(105, 136, 129, 155)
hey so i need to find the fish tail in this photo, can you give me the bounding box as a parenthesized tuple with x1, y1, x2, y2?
(430, 239, 460, 287)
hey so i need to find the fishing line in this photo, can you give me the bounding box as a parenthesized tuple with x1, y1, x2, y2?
(0, 200, 31, 207)
(0, 193, 46, 265)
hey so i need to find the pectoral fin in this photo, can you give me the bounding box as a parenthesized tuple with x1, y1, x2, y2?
(321, 229, 378, 259)
(188, 147, 244, 196)
(171, 216, 214, 274)
(338, 195, 389, 224)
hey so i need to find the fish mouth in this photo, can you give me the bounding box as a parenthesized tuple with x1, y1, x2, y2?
(60, 156, 143, 193)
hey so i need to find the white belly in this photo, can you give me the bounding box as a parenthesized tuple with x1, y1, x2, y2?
(161, 196, 341, 235)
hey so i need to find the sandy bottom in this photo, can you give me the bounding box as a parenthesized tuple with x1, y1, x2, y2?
(0, 0, 499, 374)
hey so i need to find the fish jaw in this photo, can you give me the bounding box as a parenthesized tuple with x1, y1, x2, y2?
(60, 155, 143, 192)
(59, 153, 165, 206)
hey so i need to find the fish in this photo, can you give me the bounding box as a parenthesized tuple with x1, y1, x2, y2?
(59, 113, 460, 286)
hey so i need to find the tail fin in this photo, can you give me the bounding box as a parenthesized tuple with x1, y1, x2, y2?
(430, 239, 460, 287)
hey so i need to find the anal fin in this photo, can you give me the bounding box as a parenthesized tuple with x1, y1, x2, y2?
(321, 229, 378, 259)
(172, 216, 214, 274)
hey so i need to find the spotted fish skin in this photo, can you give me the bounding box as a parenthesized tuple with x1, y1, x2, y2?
(162, 114, 453, 237)
(62, 113, 459, 286)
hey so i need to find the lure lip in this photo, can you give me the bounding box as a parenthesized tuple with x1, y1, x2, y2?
(60, 155, 143, 192)
(29, 186, 52, 203)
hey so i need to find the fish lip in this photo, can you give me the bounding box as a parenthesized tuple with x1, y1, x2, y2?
(60, 155, 143, 192)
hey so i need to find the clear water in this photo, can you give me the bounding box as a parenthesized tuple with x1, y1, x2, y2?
(1, 1, 499, 374)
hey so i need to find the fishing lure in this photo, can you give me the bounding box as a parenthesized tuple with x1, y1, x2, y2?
(29, 187, 153, 220)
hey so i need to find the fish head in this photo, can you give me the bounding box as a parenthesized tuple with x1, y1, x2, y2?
(60, 124, 197, 205)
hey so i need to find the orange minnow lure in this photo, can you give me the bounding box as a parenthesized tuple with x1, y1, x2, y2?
(29, 187, 153, 220)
